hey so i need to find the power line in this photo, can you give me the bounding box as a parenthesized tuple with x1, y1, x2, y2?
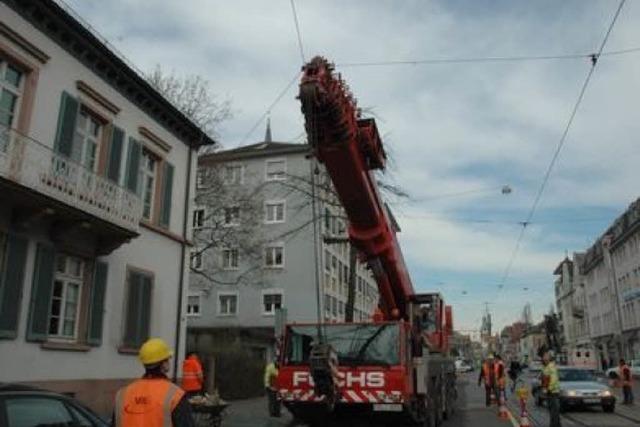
(498, 0, 627, 291)
(238, 72, 301, 145)
(290, 0, 306, 64)
(336, 45, 640, 68)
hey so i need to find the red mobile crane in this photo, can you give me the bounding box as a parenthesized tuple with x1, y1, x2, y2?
(276, 57, 456, 427)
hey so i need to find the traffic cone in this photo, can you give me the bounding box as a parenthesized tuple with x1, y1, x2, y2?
(519, 409, 531, 427)
(498, 391, 509, 420)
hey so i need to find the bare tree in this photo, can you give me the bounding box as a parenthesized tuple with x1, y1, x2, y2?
(146, 65, 232, 141)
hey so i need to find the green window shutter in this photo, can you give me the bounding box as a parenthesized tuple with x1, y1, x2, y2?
(0, 235, 29, 339)
(107, 127, 125, 184)
(26, 243, 55, 342)
(124, 138, 142, 194)
(87, 261, 108, 346)
(122, 270, 142, 348)
(139, 275, 152, 344)
(159, 162, 174, 228)
(53, 91, 79, 159)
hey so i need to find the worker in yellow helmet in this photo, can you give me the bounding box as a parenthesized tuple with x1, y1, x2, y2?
(111, 338, 195, 427)
(541, 350, 561, 427)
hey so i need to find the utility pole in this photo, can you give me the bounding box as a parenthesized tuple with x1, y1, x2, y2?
(323, 236, 357, 322)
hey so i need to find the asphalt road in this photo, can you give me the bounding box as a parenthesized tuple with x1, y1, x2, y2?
(216, 371, 574, 427)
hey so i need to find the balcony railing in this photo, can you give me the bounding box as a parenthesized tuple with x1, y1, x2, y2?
(0, 126, 142, 232)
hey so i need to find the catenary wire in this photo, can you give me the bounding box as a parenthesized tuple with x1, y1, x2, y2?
(290, 0, 306, 64)
(497, 0, 628, 291)
(336, 45, 640, 68)
(238, 72, 301, 145)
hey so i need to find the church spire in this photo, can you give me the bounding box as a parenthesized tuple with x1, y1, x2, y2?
(264, 116, 272, 143)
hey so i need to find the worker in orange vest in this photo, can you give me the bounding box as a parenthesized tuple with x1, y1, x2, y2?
(181, 352, 204, 398)
(112, 338, 195, 427)
(619, 358, 634, 404)
(494, 354, 506, 397)
(478, 353, 497, 406)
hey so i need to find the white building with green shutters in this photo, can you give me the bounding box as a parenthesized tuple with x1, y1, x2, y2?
(0, 0, 213, 415)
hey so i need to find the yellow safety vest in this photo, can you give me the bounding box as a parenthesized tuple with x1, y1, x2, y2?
(264, 363, 278, 388)
(543, 362, 560, 393)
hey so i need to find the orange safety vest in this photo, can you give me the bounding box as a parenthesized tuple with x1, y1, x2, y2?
(114, 378, 184, 427)
(494, 361, 506, 389)
(619, 365, 634, 387)
(482, 362, 495, 386)
(181, 356, 204, 392)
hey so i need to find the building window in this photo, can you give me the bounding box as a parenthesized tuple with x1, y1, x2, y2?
(196, 168, 206, 188)
(223, 206, 240, 226)
(140, 149, 157, 221)
(263, 291, 283, 315)
(190, 249, 203, 271)
(75, 108, 103, 172)
(264, 244, 284, 268)
(324, 250, 331, 271)
(193, 208, 205, 229)
(265, 201, 285, 223)
(324, 294, 331, 313)
(218, 293, 238, 316)
(122, 269, 153, 349)
(0, 60, 24, 148)
(265, 159, 286, 181)
(222, 248, 239, 270)
(187, 294, 201, 316)
(224, 164, 243, 184)
(48, 255, 84, 339)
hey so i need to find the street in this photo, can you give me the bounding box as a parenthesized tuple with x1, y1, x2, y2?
(217, 372, 639, 427)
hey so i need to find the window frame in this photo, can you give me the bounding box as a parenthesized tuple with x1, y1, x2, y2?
(192, 208, 206, 229)
(221, 247, 240, 270)
(140, 148, 159, 221)
(190, 249, 203, 271)
(223, 163, 244, 185)
(265, 158, 287, 181)
(0, 59, 24, 143)
(264, 200, 286, 224)
(217, 291, 239, 316)
(186, 292, 202, 317)
(264, 243, 285, 268)
(223, 206, 240, 227)
(47, 254, 85, 342)
(74, 106, 104, 172)
(262, 289, 284, 316)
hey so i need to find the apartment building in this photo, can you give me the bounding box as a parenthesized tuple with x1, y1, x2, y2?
(0, 0, 213, 414)
(582, 198, 640, 363)
(187, 130, 379, 362)
(553, 253, 595, 367)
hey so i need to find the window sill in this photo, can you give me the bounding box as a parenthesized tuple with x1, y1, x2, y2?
(41, 341, 91, 352)
(217, 313, 237, 317)
(141, 221, 191, 245)
(264, 266, 285, 270)
(118, 346, 140, 355)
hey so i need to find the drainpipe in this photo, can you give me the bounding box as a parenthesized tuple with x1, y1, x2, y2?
(173, 144, 194, 382)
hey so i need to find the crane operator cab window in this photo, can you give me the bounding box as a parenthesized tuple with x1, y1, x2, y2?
(418, 304, 437, 333)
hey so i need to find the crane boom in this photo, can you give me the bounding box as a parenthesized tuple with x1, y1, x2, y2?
(299, 56, 414, 320)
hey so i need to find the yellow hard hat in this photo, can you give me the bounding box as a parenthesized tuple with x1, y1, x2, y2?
(139, 338, 173, 365)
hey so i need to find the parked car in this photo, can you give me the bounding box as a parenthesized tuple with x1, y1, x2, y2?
(455, 360, 473, 373)
(533, 367, 615, 413)
(0, 383, 108, 427)
(605, 359, 640, 379)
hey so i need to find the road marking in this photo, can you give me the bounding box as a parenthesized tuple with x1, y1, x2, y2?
(506, 407, 520, 427)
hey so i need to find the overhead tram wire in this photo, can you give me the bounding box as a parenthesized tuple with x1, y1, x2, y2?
(497, 0, 628, 291)
(336, 45, 640, 68)
(290, 0, 306, 64)
(238, 72, 300, 146)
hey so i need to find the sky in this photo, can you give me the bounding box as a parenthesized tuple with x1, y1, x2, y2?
(61, 0, 640, 336)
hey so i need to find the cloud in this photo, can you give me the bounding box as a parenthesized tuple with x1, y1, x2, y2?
(66, 0, 640, 333)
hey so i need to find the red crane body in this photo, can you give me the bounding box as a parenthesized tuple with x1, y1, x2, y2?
(276, 57, 456, 425)
(299, 57, 414, 320)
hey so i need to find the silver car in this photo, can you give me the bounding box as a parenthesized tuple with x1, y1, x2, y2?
(557, 367, 615, 412)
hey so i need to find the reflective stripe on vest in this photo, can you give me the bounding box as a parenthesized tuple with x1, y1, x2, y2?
(115, 379, 184, 427)
(619, 365, 633, 386)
